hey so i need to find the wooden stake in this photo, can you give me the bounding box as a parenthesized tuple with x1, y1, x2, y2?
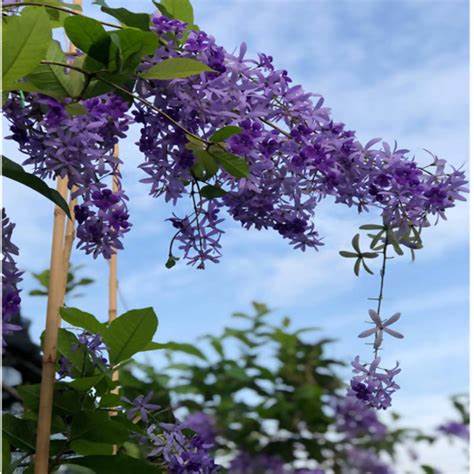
(109, 144, 119, 384)
(35, 3, 82, 471)
(34, 177, 69, 474)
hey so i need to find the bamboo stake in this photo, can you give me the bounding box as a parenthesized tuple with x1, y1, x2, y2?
(34, 177, 69, 474)
(109, 146, 120, 455)
(35, 3, 82, 472)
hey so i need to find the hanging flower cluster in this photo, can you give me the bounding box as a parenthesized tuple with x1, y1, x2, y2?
(2, 209, 23, 346)
(133, 14, 467, 268)
(4, 94, 132, 259)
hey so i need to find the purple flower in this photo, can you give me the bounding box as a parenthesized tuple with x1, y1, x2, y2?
(73, 331, 108, 367)
(358, 310, 404, 350)
(122, 391, 160, 422)
(437, 421, 469, 441)
(2, 209, 23, 348)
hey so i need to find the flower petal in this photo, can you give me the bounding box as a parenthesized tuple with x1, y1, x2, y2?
(374, 331, 383, 348)
(384, 328, 404, 339)
(368, 309, 382, 326)
(384, 312, 401, 326)
(358, 328, 377, 338)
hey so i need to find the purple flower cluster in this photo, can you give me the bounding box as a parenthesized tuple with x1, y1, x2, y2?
(344, 447, 393, 474)
(75, 186, 131, 259)
(148, 421, 219, 473)
(437, 421, 469, 441)
(229, 453, 286, 474)
(183, 412, 217, 446)
(348, 356, 401, 410)
(2, 209, 23, 346)
(133, 14, 467, 268)
(75, 331, 108, 366)
(4, 94, 132, 258)
(229, 453, 324, 474)
(333, 395, 387, 440)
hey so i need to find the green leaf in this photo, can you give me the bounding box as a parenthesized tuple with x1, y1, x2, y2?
(2, 7, 52, 87)
(339, 250, 358, 258)
(60, 307, 106, 335)
(107, 29, 146, 73)
(191, 150, 218, 180)
(2, 414, 36, 452)
(159, 0, 194, 24)
(354, 258, 361, 276)
(71, 439, 114, 456)
(359, 224, 384, 230)
(64, 15, 110, 64)
(67, 374, 105, 391)
(351, 233, 361, 253)
(144, 341, 207, 360)
(65, 103, 87, 116)
(26, 40, 84, 99)
(98, 393, 121, 408)
(361, 259, 374, 275)
(103, 308, 158, 364)
(212, 149, 249, 178)
(2, 437, 10, 473)
(69, 455, 163, 474)
(140, 57, 214, 80)
(200, 184, 227, 199)
(41, 0, 83, 29)
(361, 252, 379, 259)
(387, 229, 404, 255)
(100, 6, 150, 30)
(2, 156, 71, 218)
(53, 465, 95, 474)
(209, 126, 242, 143)
(71, 412, 129, 444)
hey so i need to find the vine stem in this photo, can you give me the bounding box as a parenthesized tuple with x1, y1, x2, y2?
(373, 230, 389, 358)
(34, 6, 81, 471)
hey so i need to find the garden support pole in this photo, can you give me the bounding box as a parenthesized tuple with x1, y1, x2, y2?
(34, 177, 69, 473)
(35, 3, 82, 471)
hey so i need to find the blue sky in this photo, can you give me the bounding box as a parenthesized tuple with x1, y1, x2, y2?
(2, 0, 469, 470)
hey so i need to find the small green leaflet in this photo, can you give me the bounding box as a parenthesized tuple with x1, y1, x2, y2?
(2, 156, 71, 218)
(157, 0, 194, 24)
(211, 149, 249, 178)
(140, 58, 214, 80)
(209, 126, 242, 143)
(2, 7, 52, 88)
(200, 184, 227, 199)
